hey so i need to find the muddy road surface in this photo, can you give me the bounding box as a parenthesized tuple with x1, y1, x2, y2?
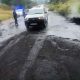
(0, 12, 80, 80)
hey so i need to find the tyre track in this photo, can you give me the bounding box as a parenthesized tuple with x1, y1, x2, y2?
(19, 35, 46, 80)
(0, 34, 25, 58)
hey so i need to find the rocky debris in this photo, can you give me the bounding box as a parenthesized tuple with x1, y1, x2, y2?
(1, 11, 80, 80)
(31, 36, 80, 80)
(70, 17, 80, 25)
(0, 33, 80, 80)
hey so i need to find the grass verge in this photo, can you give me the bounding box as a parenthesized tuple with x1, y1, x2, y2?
(0, 4, 12, 21)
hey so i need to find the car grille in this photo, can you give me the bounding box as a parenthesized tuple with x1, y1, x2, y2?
(28, 18, 38, 21)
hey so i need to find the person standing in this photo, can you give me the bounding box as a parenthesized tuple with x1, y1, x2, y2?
(23, 10, 25, 18)
(13, 9, 18, 27)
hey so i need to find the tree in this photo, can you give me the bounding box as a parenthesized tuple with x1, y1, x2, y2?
(2, 0, 30, 5)
(2, 0, 36, 8)
(11, 0, 25, 5)
(50, 0, 68, 3)
(2, 0, 11, 5)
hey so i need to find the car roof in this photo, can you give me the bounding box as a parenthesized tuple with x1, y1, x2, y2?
(29, 7, 44, 11)
(31, 5, 45, 9)
(32, 6, 43, 9)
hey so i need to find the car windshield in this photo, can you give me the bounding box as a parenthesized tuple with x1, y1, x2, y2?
(28, 9, 44, 15)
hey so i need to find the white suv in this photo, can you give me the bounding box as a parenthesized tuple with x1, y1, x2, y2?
(24, 7, 48, 30)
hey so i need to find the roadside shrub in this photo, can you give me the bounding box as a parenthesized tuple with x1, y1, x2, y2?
(48, 0, 72, 16)
(0, 4, 12, 21)
(78, 3, 80, 14)
(0, 4, 11, 10)
(48, 4, 54, 11)
(56, 3, 70, 16)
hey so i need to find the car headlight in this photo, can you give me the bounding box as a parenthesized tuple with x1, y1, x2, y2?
(38, 17, 44, 19)
(25, 18, 29, 21)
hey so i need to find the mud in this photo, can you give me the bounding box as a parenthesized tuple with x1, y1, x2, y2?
(26, 36, 80, 80)
(0, 32, 37, 80)
(0, 31, 80, 80)
(70, 17, 80, 25)
(0, 12, 80, 80)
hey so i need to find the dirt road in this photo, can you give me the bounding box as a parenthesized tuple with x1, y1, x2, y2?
(0, 12, 80, 80)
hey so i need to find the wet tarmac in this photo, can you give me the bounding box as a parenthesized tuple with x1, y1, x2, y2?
(0, 12, 80, 80)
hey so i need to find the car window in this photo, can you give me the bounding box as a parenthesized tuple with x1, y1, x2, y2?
(28, 9, 44, 15)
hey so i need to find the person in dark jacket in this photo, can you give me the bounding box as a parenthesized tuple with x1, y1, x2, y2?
(13, 9, 18, 27)
(23, 10, 25, 18)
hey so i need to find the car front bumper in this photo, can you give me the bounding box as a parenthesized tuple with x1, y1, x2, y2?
(25, 18, 45, 26)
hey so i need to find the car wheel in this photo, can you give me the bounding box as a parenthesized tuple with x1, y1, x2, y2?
(46, 20, 48, 26)
(27, 25, 30, 31)
(25, 21, 30, 31)
(43, 21, 47, 28)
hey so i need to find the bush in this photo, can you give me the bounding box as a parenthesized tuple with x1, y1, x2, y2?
(48, 4, 54, 11)
(56, 3, 70, 16)
(0, 4, 11, 10)
(0, 4, 12, 21)
(48, 0, 72, 16)
(78, 3, 80, 14)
